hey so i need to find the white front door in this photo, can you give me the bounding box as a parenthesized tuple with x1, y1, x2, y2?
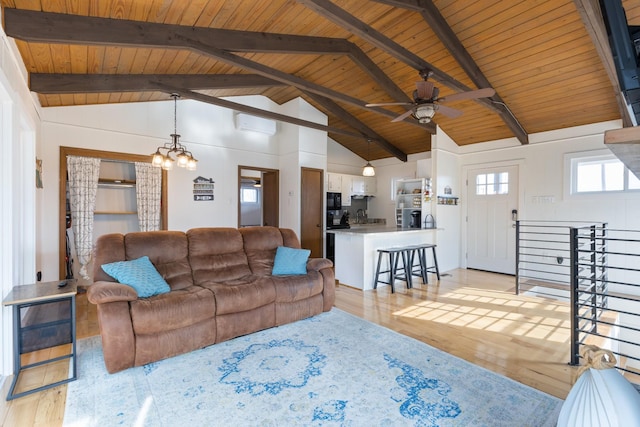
(466, 165, 519, 274)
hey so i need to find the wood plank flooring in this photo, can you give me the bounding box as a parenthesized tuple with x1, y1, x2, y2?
(1, 269, 577, 426)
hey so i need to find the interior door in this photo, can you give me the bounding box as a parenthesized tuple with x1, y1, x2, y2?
(467, 165, 519, 274)
(300, 167, 323, 258)
(238, 166, 279, 228)
(262, 171, 279, 226)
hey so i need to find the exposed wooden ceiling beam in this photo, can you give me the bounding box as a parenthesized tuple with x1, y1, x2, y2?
(373, 0, 528, 144)
(573, 0, 633, 127)
(303, 91, 411, 161)
(3, 8, 426, 129)
(28, 71, 409, 160)
(297, 0, 529, 144)
(150, 83, 380, 142)
(3, 8, 353, 54)
(29, 74, 285, 93)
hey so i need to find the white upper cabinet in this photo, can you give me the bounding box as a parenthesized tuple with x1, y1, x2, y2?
(326, 172, 342, 192)
(350, 176, 377, 196)
(341, 174, 352, 206)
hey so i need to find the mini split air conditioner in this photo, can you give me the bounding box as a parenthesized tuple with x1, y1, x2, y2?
(234, 113, 277, 135)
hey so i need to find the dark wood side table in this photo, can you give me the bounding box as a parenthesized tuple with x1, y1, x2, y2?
(2, 279, 77, 400)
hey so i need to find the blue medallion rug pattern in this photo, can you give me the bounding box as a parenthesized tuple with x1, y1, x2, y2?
(64, 309, 561, 426)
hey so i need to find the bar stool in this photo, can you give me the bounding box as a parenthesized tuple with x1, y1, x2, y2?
(405, 243, 441, 285)
(373, 247, 412, 293)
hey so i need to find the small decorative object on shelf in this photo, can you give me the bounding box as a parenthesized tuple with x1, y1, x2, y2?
(437, 195, 459, 205)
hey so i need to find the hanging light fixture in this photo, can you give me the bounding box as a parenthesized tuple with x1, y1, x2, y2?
(362, 139, 375, 177)
(151, 93, 198, 171)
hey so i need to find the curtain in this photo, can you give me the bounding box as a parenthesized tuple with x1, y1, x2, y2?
(67, 156, 100, 279)
(135, 162, 162, 232)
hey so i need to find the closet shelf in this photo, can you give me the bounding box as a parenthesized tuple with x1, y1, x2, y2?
(94, 211, 138, 215)
(98, 178, 136, 188)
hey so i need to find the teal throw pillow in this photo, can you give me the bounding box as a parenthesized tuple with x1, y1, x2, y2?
(101, 256, 170, 298)
(272, 246, 311, 275)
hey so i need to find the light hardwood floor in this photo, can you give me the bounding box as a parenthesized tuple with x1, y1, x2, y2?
(1, 269, 578, 426)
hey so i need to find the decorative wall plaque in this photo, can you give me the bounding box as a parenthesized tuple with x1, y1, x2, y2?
(193, 176, 215, 201)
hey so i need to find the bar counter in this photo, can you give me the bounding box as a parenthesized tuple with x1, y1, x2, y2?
(328, 225, 438, 290)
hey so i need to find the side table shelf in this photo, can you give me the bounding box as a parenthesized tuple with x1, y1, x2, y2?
(2, 279, 77, 400)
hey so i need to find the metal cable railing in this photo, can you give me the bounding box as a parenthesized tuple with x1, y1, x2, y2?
(517, 221, 640, 383)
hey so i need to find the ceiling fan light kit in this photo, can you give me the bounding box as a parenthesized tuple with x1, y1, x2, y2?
(413, 104, 436, 123)
(367, 73, 496, 125)
(151, 93, 198, 171)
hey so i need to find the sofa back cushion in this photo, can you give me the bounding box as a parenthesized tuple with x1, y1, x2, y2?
(124, 231, 194, 290)
(187, 228, 253, 283)
(93, 233, 126, 283)
(240, 227, 302, 276)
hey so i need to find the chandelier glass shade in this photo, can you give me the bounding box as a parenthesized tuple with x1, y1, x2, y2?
(151, 94, 197, 171)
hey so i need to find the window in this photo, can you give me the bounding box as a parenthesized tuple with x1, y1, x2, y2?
(476, 172, 509, 195)
(571, 154, 639, 194)
(241, 187, 258, 203)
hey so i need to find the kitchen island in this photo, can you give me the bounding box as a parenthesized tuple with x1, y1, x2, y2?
(328, 226, 438, 291)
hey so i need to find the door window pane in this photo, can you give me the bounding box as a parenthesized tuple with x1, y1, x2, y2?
(476, 172, 509, 196)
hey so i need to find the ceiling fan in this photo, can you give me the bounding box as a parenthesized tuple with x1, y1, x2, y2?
(366, 72, 496, 124)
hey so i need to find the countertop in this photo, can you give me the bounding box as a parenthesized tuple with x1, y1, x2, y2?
(327, 225, 438, 235)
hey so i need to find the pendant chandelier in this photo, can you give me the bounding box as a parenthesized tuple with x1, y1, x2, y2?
(151, 93, 197, 171)
(362, 139, 375, 177)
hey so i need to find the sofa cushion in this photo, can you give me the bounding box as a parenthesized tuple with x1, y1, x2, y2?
(93, 233, 126, 283)
(272, 270, 323, 303)
(129, 286, 216, 335)
(188, 228, 253, 283)
(124, 231, 194, 291)
(272, 246, 310, 275)
(101, 256, 170, 298)
(240, 226, 291, 275)
(199, 276, 275, 315)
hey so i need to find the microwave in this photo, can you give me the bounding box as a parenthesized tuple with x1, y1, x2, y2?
(327, 192, 342, 210)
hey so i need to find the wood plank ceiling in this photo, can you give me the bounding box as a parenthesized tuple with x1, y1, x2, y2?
(0, 0, 635, 162)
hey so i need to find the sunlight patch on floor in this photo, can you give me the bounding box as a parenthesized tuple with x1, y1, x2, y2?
(394, 286, 571, 343)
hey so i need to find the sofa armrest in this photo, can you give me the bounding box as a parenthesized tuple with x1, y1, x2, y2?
(87, 281, 138, 304)
(307, 257, 333, 272)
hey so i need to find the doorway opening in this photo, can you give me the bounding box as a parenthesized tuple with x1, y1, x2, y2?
(238, 166, 279, 227)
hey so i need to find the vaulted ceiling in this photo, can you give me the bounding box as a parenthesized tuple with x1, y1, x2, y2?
(1, 0, 638, 162)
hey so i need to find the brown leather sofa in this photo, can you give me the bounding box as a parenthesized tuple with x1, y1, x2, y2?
(87, 226, 335, 373)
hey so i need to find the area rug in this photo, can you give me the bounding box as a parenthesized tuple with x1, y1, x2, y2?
(63, 309, 562, 426)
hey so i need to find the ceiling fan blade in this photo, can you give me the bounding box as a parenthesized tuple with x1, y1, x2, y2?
(391, 108, 416, 123)
(365, 102, 414, 107)
(415, 81, 434, 99)
(436, 104, 464, 119)
(438, 87, 495, 103)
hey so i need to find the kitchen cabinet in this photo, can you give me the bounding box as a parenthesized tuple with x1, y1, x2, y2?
(351, 176, 376, 196)
(394, 178, 432, 228)
(326, 172, 342, 192)
(341, 174, 352, 206)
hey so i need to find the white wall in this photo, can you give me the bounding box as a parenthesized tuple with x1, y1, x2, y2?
(0, 15, 41, 378)
(39, 95, 328, 282)
(278, 97, 329, 233)
(432, 128, 461, 272)
(458, 120, 638, 229)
